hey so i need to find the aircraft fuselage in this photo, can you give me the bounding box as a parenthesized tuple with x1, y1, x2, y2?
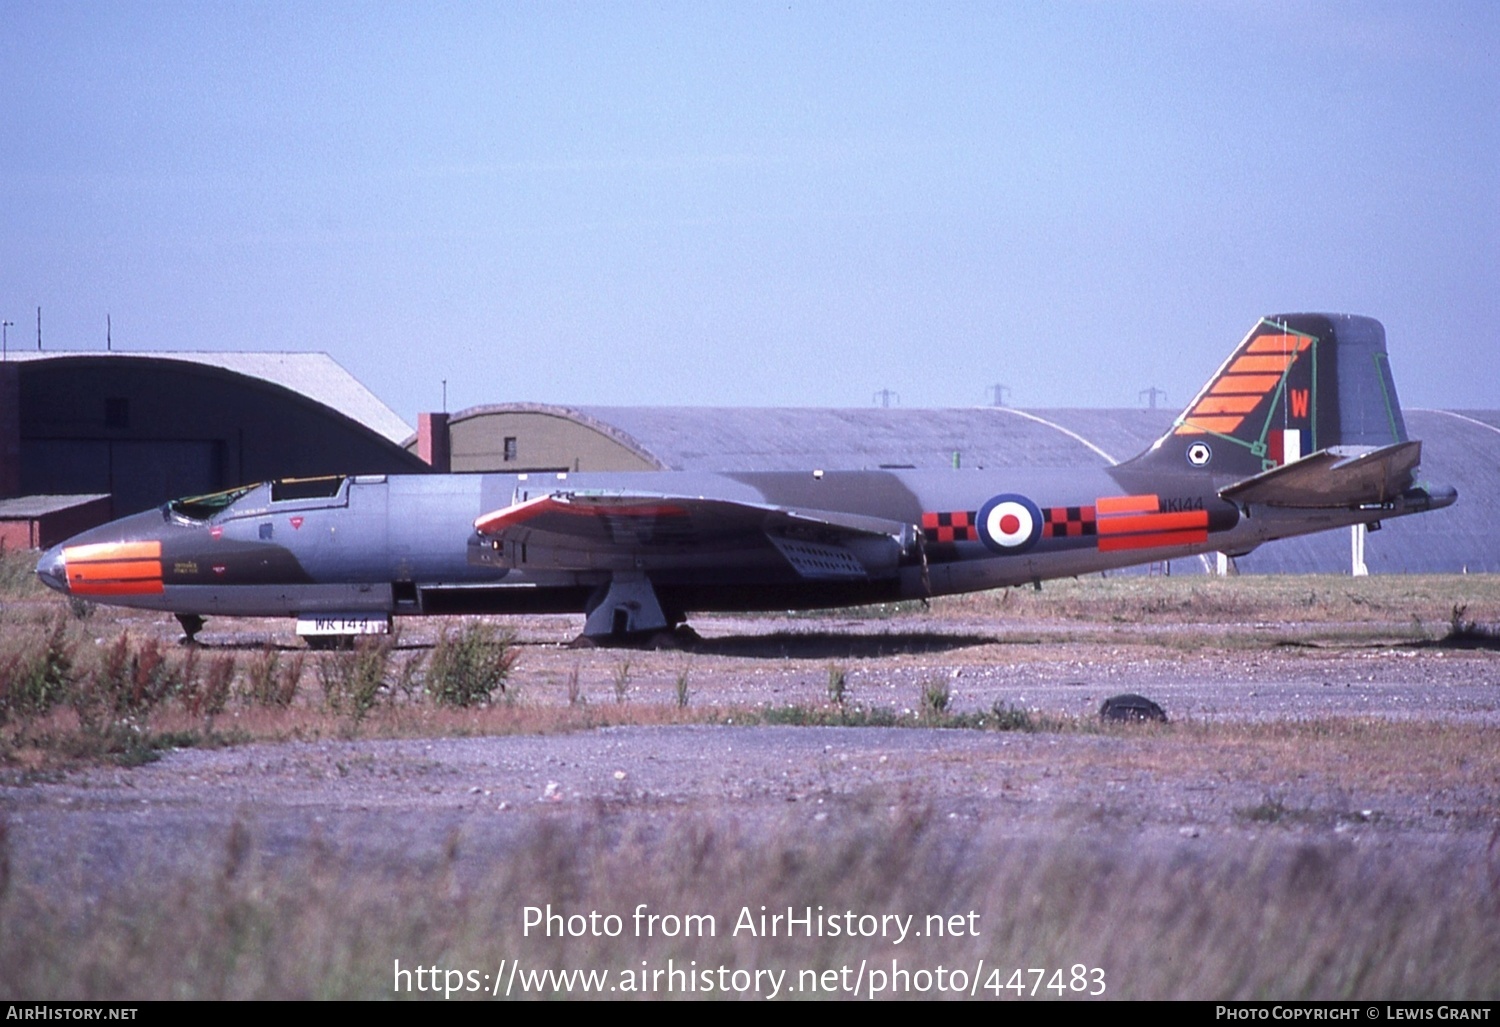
(35, 462, 1419, 626)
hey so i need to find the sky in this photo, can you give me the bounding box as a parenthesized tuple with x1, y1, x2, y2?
(3, 1, 1496, 425)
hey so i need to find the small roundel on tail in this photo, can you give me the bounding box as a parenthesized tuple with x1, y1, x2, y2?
(977, 494, 1043, 554)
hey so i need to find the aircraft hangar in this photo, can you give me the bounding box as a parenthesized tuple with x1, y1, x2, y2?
(0, 352, 427, 547)
(405, 402, 1499, 575)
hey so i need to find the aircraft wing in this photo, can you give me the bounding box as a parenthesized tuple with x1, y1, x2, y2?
(473, 490, 914, 579)
(1219, 440, 1422, 508)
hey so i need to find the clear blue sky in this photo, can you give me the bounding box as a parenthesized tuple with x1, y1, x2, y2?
(4, 1, 1496, 423)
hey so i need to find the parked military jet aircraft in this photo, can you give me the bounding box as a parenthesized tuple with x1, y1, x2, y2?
(36, 314, 1454, 645)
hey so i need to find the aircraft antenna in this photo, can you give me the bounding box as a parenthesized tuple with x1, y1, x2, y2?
(1, 321, 12, 361)
(107, 314, 112, 352)
(1276, 317, 1291, 426)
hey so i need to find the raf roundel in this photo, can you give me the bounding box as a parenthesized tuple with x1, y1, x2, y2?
(977, 493, 1043, 554)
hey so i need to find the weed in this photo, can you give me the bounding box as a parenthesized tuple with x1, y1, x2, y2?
(1235, 794, 1325, 826)
(98, 636, 179, 716)
(919, 677, 951, 722)
(0, 546, 40, 597)
(758, 704, 900, 727)
(566, 663, 584, 706)
(826, 664, 848, 707)
(428, 622, 517, 707)
(246, 646, 303, 709)
(317, 637, 391, 719)
(199, 654, 236, 717)
(391, 647, 427, 703)
(1443, 603, 1500, 648)
(175, 646, 201, 710)
(1240, 796, 1291, 823)
(674, 665, 691, 709)
(0, 615, 75, 725)
(987, 702, 1036, 732)
(612, 658, 631, 704)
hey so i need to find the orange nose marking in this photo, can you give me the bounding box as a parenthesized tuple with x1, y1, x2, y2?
(61, 541, 164, 596)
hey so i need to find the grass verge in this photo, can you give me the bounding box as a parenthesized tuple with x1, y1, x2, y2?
(1, 808, 1494, 1000)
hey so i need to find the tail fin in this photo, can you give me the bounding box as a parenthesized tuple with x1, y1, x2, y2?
(1124, 313, 1409, 478)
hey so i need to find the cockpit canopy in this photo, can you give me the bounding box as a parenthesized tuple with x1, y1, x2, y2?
(166, 484, 258, 522)
(166, 476, 349, 523)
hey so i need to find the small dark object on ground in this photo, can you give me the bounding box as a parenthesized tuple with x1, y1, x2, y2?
(1100, 693, 1168, 723)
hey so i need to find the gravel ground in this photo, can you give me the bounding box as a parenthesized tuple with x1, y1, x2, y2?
(4, 609, 1497, 897)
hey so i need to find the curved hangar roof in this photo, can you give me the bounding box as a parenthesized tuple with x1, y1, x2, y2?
(423, 402, 1498, 575)
(13, 350, 427, 517)
(11, 350, 413, 445)
(425, 402, 1174, 473)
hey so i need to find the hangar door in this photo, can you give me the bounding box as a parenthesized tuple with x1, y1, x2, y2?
(22, 439, 225, 518)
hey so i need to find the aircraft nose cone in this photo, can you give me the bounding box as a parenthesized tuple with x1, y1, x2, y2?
(35, 544, 68, 594)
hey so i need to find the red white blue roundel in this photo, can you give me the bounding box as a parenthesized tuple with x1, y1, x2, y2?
(977, 493, 1043, 554)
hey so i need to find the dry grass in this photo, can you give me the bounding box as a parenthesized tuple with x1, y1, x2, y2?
(934, 573, 1500, 629)
(1, 808, 1494, 1000)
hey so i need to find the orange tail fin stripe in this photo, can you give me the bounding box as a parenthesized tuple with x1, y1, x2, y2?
(1208, 374, 1284, 395)
(1095, 495, 1159, 515)
(1192, 395, 1263, 415)
(1246, 334, 1312, 354)
(1178, 415, 1246, 434)
(1228, 354, 1296, 375)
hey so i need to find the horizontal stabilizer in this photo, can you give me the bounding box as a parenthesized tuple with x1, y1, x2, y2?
(1219, 440, 1422, 509)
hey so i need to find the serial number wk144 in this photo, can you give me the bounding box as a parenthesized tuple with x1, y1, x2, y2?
(523, 905, 980, 944)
